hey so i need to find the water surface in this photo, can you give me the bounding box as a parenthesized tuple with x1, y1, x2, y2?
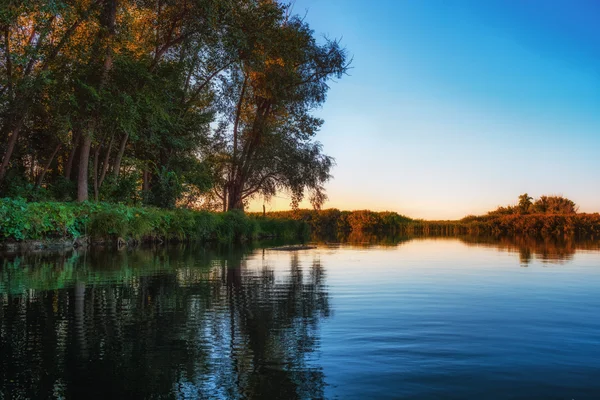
(1, 237, 600, 399)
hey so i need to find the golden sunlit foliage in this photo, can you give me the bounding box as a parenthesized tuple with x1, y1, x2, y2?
(255, 194, 600, 239)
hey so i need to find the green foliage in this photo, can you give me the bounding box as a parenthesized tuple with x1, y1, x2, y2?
(49, 176, 77, 201)
(0, 198, 78, 240)
(443, 194, 591, 237)
(256, 209, 413, 235)
(0, 174, 49, 202)
(0, 199, 308, 243)
(99, 173, 141, 204)
(254, 216, 310, 241)
(0, 0, 347, 210)
(145, 168, 182, 209)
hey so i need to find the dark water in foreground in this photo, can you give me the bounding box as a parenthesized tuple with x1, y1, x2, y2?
(1, 237, 600, 399)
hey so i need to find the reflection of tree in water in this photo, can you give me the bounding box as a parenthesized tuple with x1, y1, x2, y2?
(221, 249, 329, 399)
(0, 245, 330, 399)
(313, 230, 600, 265)
(458, 235, 600, 265)
(314, 230, 413, 247)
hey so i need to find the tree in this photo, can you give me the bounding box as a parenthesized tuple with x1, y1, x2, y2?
(0, 0, 348, 210)
(210, 1, 350, 211)
(0, 0, 103, 184)
(533, 195, 578, 214)
(518, 193, 533, 214)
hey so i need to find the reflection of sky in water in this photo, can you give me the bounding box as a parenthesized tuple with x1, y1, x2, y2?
(1, 239, 600, 399)
(312, 240, 600, 399)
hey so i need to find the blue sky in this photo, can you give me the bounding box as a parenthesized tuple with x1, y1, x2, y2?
(250, 0, 600, 219)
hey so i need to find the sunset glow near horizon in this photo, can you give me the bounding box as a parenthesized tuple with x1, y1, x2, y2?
(248, 0, 600, 220)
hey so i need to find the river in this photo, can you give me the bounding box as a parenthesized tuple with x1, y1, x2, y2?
(1, 236, 600, 399)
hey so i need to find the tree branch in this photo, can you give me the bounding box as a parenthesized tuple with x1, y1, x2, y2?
(40, 0, 103, 72)
(183, 60, 233, 109)
(24, 16, 55, 77)
(3, 27, 12, 97)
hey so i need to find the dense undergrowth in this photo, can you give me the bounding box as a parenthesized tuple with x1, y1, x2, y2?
(0, 199, 308, 243)
(254, 209, 414, 236)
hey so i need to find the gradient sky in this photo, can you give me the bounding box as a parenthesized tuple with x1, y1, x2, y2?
(249, 0, 600, 219)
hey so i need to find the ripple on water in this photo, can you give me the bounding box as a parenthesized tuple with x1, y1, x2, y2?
(1, 239, 600, 399)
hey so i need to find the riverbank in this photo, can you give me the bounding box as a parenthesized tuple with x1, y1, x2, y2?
(4, 201, 600, 251)
(0, 199, 309, 250)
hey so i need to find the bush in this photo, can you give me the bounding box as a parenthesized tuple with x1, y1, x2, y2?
(0, 199, 307, 243)
(256, 208, 413, 234)
(99, 173, 141, 204)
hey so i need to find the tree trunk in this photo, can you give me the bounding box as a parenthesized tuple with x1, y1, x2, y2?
(225, 101, 271, 212)
(76, 0, 117, 200)
(0, 115, 25, 182)
(98, 135, 113, 188)
(36, 143, 61, 187)
(77, 134, 92, 202)
(227, 180, 245, 211)
(93, 142, 101, 201)
(29, 154, 35, 182)
(142, 167, 150, 193)
(64, 129, 81, 179)
(112, 132, 128, 178)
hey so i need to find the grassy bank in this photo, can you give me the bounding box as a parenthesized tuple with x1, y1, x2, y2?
(0, 199, 309, 245)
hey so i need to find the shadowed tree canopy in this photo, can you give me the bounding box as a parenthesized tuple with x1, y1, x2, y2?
(0, 0, 348, 210)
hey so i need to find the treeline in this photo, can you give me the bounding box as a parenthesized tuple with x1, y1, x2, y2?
(403, 214, 600, 237)
(0, 0, 348, 210)
(402, 194, 600, 237)
(255, 209, 414, 236)
(0, 198, 308, 246)
(484, 193, 578, 216)
(451, 194, 599, 237)
(259, 195, 600, 239)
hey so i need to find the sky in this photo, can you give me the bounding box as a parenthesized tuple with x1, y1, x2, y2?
(249, 0, 600, 219)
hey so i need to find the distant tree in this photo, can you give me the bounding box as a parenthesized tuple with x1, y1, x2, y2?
(533, 195, 578, 214)
(518, 193, 533, 214)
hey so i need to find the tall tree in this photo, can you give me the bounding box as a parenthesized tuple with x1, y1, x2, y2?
(76, 0, 117, 201)
(212, 1, 349, 210)
(0, 0, 103, 184)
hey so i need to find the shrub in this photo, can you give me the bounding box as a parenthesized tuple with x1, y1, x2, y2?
(0, 200, 306, 244)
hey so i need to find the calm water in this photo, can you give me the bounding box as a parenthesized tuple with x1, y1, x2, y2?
(1, 237, 600, 399)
